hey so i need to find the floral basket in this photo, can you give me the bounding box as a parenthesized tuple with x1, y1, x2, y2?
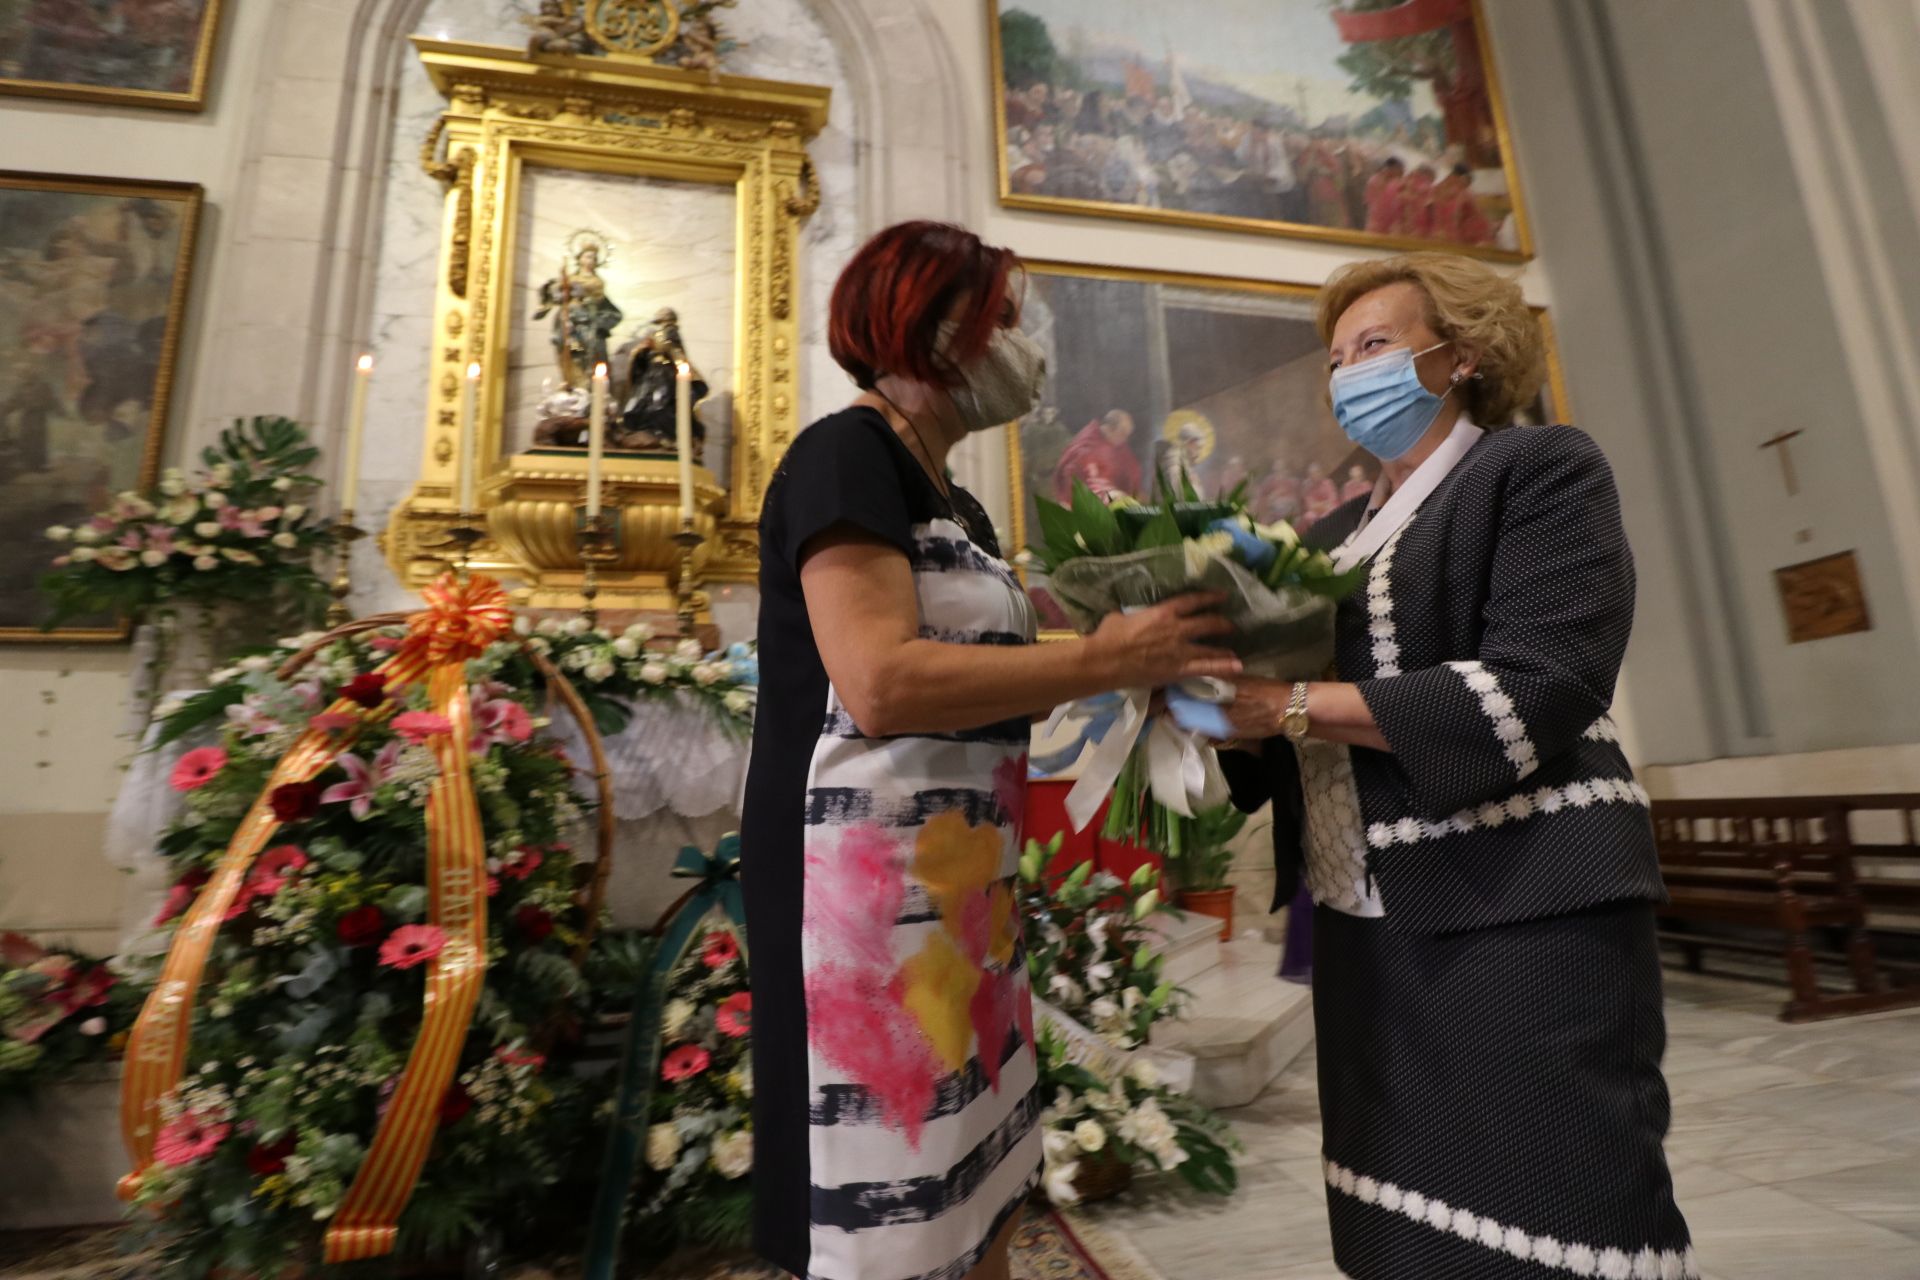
(1068, 1146, 1134, 1204)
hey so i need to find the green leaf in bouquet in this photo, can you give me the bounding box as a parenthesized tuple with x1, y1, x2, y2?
(149, 684, 248, 749)
(1031, 494, 1081, 569)
(1130, 506, 1184, 551)
(1068, 480, 1123, 556)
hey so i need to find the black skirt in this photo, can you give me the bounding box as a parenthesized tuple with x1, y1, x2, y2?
(1312, 901, 1694, 1279)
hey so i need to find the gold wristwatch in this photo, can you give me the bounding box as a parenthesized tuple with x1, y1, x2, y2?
(1281, 682, 1311, 744)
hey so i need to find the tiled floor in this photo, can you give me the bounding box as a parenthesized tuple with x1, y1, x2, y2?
(1077, 969, 1920, 1279)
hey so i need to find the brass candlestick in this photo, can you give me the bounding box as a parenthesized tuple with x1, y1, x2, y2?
(425, 513, 488, 579)
(673, 518, 704, 637)
(326, 513, 367, 626)
(577, 509, 619, 629)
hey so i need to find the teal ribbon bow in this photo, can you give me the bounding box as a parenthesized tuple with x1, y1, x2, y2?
(585, 833, 749, 1279)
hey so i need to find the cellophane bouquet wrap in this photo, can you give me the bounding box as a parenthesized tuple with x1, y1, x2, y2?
(1030, 477, 1364, 845)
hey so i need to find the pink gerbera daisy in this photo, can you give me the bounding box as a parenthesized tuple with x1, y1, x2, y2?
(169, 747, 228, 792)
(378, 923, 449, 970)
(153, 1111, 231, 1167)
(715, 991, 752, 1039)
(701, 930, 740, 969)
(661, 1044, 712, 1082)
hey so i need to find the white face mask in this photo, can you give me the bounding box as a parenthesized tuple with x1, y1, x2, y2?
(939, 322, 1048, 433)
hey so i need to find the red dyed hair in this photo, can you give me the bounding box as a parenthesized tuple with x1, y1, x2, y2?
(829, 221, 1021, 390)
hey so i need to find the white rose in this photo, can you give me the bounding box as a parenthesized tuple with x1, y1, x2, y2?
(194, 521, 221, 538)
(70, 545, 99, 562)
(674, 638, 702, 661)
(564, 616, 591, 636)
(194, 555, 220, 571)
(223, 548, 260, 564)
(536, 617, 566, 638)
(723, 689, 753, 716)
(79, 1016, 107, 1036)
(1128, 1060, 1160, 1090)
(158, 474, 187, 497)
(623, 622, 655, 644)
(72, 526, 102, 544)
(239, 655, 275, 673)
(208, 464, 233, 486)
(283, 503, 307, 521)
(164, 495, 198, 523)
(44, 525, 72, 542)
(1089, 996, 1121, 1024)
(272, 476, 294, 492)
(644, 1123, 680, 1171)
(710, 1129, 754, 1179)
(513, 615, 533, 636)
(661, 999, 695, 1041)
(611, 636, 640, 659)
(140, 549, 168, 567)
(204, 491, 228, 509)
(584, 660, 616, 682)
(638, 662, 669, 685)
(1073, 1119, 1107, 1153)
(272, 532, 299, 549)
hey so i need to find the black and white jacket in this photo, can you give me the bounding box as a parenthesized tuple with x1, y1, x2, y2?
(1225, 425, 1667, 934)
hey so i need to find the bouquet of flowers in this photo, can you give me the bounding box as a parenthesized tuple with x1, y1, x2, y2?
(1028, 474, 1363, 844)
(128, 626, 599, 1275)
(0, 934, 141, 1105)
(1017, 835, 1181, 1051)
(40, 417, 334, 632)
(1035, 1024, 1239, 1206)
(632, 917, 754, 1255)
(513, 617, 757, 736)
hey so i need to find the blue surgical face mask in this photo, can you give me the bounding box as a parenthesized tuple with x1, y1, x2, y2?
(1328, 341, 1453, 461)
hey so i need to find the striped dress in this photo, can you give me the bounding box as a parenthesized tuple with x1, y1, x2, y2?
(744, 409, 1041, 1280)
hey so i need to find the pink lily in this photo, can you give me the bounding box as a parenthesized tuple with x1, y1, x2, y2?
(320, 742, 401, 820)
(144, 526, 176, 556)
(224, 696, 282, 738)
(217, 506, 269, 538)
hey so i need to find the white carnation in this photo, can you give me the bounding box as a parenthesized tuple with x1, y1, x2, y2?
(674, 638, 702, 661)
(644, 1123, 680, 1171)
(710, 1129, 753, 1179)
(623, 622, 655, 644)
(564, 616, 591, 636)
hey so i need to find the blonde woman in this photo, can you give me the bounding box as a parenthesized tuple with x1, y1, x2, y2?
(1221, 254, 1693, 1278)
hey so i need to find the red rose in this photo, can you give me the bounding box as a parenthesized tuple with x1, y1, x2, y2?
(514, 904, 555, 943)
(439, 1083, 473, 1125)
(269, 781, 323, 822)
(341, 674, 387, 709)
(336, 905, 386, 947)
(247, 1132, 298, 1176)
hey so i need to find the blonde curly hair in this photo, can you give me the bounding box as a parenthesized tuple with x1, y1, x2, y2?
(1315, 253, 1547, 426)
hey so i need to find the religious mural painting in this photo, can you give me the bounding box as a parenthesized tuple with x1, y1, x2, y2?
(1008, 260, 1566, 633)
(0, 0, 225, 110)
(990, 0, 1532, 259)
(0, 172, 201, 640)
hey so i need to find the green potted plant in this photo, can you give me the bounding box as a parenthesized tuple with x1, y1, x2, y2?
(1164, 804, 1251, 941)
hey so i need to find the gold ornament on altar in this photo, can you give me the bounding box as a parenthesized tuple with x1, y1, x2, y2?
(587, 0, 679, 57)
(523, 0, 742, 80)
(383, 36, 827, 616)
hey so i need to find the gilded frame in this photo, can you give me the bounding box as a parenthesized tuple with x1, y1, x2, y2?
(382, 41, 828, 600)
(1003, 259, 1569, 639)
(0, 0, 225, 112)
(0, 170, 203, 644)
(987, 0, 1535, 261)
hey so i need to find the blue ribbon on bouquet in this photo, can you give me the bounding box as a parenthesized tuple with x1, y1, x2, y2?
(1046, 678, 1237, 834)
(585, 834, 747, 1280)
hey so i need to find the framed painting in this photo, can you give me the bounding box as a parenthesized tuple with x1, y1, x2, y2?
(0, 0, 225, 111)
(990, 0, 1533, 259)
(0, 171, 202, 642)
(1005, 259, 1567, 635)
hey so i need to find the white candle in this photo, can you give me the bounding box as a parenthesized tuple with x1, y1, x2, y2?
(341, 354, 373, 514)
(675, 360, 694, 521)
(458, 361, 481, 512)
(587, 362, 609, 518)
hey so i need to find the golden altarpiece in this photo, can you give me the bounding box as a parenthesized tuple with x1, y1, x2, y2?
(381, 37, 829, 617)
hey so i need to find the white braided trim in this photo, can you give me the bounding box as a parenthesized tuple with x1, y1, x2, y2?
(1583, 716, 1621, 743)
(1447, 660, 1539, 780)
(1365, 523, 1412, 677)
(1324, 1159, 1699, 1279)
(1366, 776, 1651, 850)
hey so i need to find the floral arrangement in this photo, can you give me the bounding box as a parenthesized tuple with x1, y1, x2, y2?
(1029, 475, 1361, 847)
(1017, 835, 1181, 1052)
(633, 917, 754, 1255)
(0, 934, 142, 1104)
(1035, 1023, 1239, 1206)
(39, 417, 334, 632)
(514, 617, 758, 736)
(128, 626, 600, 1275)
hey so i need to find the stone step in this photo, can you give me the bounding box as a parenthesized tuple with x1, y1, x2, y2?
(1152, 936, 1314, 1109)
(1147, 907, 1225, 986)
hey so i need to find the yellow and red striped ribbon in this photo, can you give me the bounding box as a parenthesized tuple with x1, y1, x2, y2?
(120, 574, 512, 1266)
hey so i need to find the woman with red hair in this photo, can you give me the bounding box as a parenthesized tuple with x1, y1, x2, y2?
(741, 222, 1237, 1280)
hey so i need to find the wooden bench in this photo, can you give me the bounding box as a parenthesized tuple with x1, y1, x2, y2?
(1650, 796, 1920, 1022)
